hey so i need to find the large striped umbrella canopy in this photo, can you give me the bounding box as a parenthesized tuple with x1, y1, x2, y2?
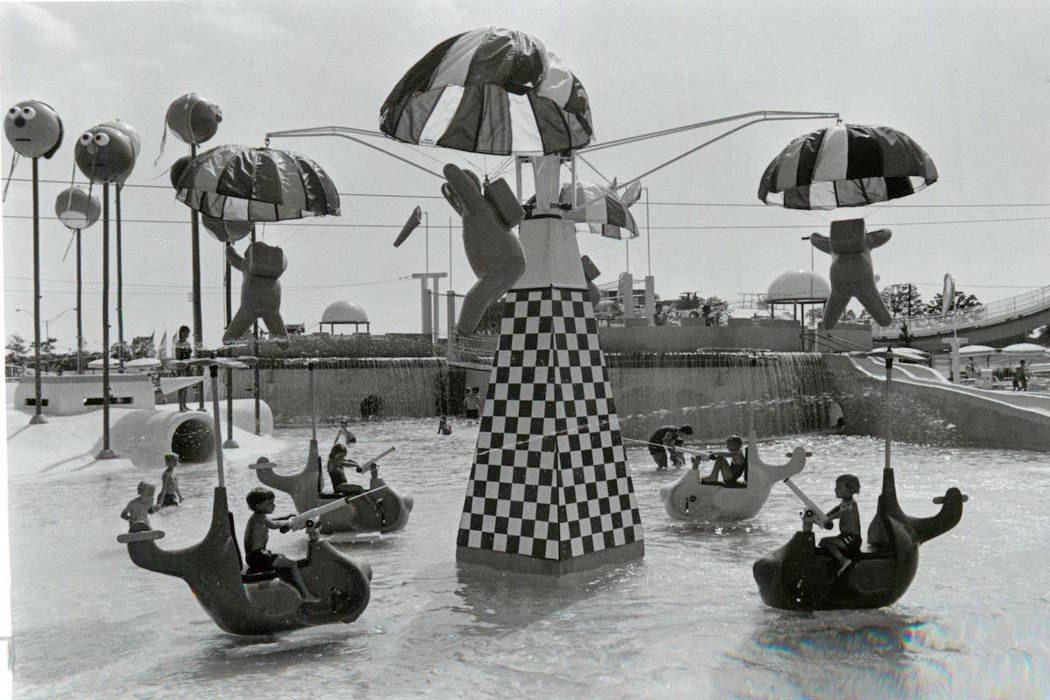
(380, 27, 593, 156)
(758, 123, 937, 210)
(174, 144, 340, 221)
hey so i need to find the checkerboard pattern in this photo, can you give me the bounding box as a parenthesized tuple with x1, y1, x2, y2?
(457, 287, 644, 565)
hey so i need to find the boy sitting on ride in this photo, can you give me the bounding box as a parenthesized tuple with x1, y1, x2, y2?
(817, 474, 862, 576)
(244, 487, 320, 602)
(326, 443, 361, 495)
(120, 481, 160, 532)
(699, 434, 747, 486)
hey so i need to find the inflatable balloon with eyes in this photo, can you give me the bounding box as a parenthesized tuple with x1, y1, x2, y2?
(75, 123, 137, 184)
(5, 100, 63, 159)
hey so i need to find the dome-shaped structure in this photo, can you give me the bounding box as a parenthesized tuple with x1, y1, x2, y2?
(766, 270, 830, 303)
(320, 301, 370, 335)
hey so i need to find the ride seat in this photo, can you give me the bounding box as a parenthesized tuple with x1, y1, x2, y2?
(319, 484, 365, 500)
(227, 511, 283, 584)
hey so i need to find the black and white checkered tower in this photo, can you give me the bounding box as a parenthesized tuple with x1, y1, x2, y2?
(456, 155, 644, 574)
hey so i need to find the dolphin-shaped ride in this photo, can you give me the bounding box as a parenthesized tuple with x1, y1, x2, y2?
(659, 432, 807, 521)
(118, 360, 372, 635)
(252, 441, 414, 535)
(752, 466, 967, 611)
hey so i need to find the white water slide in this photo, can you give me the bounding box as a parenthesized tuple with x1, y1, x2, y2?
(825, 353, 1050, 451)
(873, 284, 1050, 351)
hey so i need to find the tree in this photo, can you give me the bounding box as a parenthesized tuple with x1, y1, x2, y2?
(923, 290, 981, 316)
(880, 283, 923, 317)
(6, 334, 27, 365)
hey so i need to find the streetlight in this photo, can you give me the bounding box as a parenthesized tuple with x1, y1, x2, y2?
(44, 307, 76, 345)
(801, 234, 816, 272)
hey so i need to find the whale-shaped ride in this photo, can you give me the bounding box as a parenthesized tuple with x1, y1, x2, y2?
(118, 360, 371, 635)
(659, 432, 807, 521)
(252, 441, 414, 536)
(752, 466, 967, 611)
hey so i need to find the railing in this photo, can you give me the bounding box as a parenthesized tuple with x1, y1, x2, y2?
(803, 330, 870, 353)
(874, 284, 1050, 339)
(447, 332, 499, 366)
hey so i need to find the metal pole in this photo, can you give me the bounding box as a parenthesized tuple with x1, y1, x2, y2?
(29, 157, 45, 424)
(190, 143, 204, 410)
(645, 187, 652, 278)
(309, 362, 317, 442)
(76, 228, 83, 375)
(116, 185, 124, 372)
(209, 365, 224, 487)
(223, 242, 238, 448)
(251, 227, 260, 435)
(98, 182, 116, 458)
(884, 354, 893, 471)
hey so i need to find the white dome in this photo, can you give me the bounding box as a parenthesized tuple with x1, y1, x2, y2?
(321, 301, 369, 324)
(766, 270, 830, 303)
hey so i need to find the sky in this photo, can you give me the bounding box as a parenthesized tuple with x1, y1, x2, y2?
(2, 0, 1049, 352)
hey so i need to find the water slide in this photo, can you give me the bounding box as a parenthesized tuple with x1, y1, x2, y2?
(872, 285, 1050, 352)
(824, 353, 1050, 451)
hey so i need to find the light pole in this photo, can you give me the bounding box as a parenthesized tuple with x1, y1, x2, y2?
(44, 307, 76, 347)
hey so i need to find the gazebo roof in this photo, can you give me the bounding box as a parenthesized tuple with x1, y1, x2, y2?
(766, 270, 830, 304)
(321, 301, 369, 324)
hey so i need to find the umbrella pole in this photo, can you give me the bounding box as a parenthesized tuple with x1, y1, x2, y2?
(309, 362, 317, 443)
(97, 183, 117, 459)
(190, 143, 205, 411)
(29, 157, 45, 424)
(116, 185, 124, 372)
(223, 242, 238, 448)
(250, 226, 261, 435)
(209, 365, 224, 487)
(76, 228, 83, 375)
(884, 354, 893, 471)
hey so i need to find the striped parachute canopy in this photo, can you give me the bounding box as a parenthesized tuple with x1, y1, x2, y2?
(560, 181, 638, 240)
(380, 27, 593, 156)
(173, 144, 340, 222)
(758, 123, 937, 210)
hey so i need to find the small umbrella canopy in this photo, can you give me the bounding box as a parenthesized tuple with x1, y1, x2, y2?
(958, 344, 997, 356)
(174, 144, 340, 221)
(87, 356, 120, 370)
(758, 123, 937, 210)
(125, 357, 162, 371)
(560, 181, 638, 239)
(1000, 343, 1050, 355)
(380, 26, 593, 155)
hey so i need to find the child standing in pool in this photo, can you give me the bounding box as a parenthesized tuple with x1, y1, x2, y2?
(244, 487, 320, 602)
(818, 474, 862, 576)
(438, 416, 452, 435)
(334, 419, 356, 446)
(120, 482, 160, 532)
(155, 453, 184, 508)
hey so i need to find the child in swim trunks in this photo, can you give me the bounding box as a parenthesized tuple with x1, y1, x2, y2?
(818, 474, 862, 576)
(700, 434, 747, 485)
(156, 453, 184, 508)
(327, 443, 361, 495)
(244, 487, 320, 602)
(121, 481, 160, 532)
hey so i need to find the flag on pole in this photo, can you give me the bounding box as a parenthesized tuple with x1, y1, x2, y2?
(158, 330, 168, 359)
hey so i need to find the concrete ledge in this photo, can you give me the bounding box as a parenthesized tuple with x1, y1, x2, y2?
(456, 541, 644, 576)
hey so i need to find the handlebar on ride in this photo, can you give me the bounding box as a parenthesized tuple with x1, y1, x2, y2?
(281, 483, 391, 532)
(354, 446, 396, 474)
(783, 477, 832, 528)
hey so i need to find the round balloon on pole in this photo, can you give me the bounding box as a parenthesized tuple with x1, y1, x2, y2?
(4, 99, 63, 159)
(166, 93, 222, 145)
(100, 119, 141, 184)
(55, 186, 101, 230)
(202, 214, 251, 243)
(75, 123, 137, 184)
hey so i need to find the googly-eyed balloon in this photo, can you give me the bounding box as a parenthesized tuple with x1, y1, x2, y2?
(75, 123, 136, 184)
(55, 186, 101, 230)
(4, 99, 63, 158)
(166, 93, 222, 145)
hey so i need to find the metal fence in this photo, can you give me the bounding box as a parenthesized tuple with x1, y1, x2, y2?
(875, 285, 1050, 339)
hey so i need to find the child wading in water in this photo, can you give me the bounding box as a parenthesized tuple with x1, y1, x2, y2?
(818, 474, 863, 576)
(438, 416, 452, 435)
(121, 482, 160, 532)
(156, 453, 184, 508)
(244, 487, 320, 603)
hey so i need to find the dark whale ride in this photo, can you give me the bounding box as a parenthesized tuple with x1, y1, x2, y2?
(753, 350, 968, 611)
(252, 362, 413, 536)
(118, 360, 372, 635)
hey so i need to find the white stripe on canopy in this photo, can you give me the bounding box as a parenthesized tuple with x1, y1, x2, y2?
(431, 28, 487, 90)
(509, 92, 542, 153)
(419, 86, 464, 146)
(812, 122, 848, 182)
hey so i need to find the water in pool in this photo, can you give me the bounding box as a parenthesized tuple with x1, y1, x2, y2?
(9, 420, 1050, 697)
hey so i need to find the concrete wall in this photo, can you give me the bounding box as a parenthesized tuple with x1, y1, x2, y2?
(14, 374, 155, 415)
(598, 319, 873, 353)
